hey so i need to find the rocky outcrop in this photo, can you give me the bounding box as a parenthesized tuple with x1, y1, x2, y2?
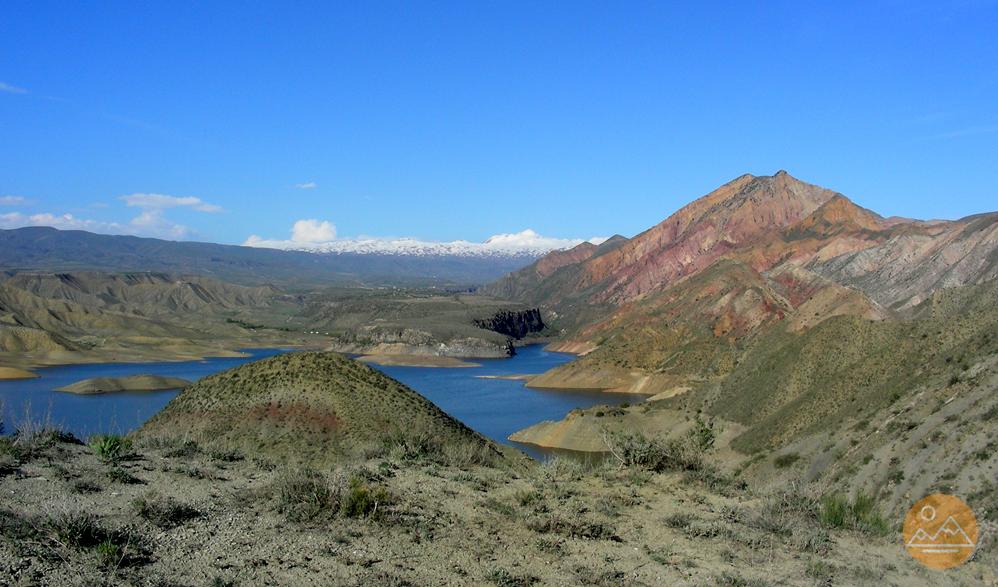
(326, 326, 513, 358)
(474, 308, 545, 339)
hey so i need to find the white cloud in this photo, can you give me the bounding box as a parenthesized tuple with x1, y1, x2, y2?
(0, 209, 194, 240)
(244, 224, 603, 257)
(0, 196, 27, 206)
(294, 182, 318, 189)
(128, 209, 191, 239)
(0, 211, 124, 233)
(291, 219, 337, 243)
(482, 229, 604, 251)
(0, 82, 27, 94)
(120, 193, 222, 212)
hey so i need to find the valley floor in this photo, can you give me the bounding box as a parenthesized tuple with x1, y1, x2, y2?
(1, 434, 994, 586)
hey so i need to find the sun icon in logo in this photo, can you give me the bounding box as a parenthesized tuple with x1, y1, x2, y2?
(904, 494, 978, 570)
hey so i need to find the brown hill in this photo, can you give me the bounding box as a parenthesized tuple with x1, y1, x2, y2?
(491, 171, 998, 505)
(0, 270, 319, 365)
(489, 172, 997, 360)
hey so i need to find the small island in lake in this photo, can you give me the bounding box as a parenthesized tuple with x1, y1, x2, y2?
(55, 375, 192, 395)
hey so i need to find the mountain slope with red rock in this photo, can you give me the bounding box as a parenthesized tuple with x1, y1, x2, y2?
(485, 171, 998, 394)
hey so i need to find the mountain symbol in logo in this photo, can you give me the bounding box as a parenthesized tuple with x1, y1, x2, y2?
(906, 516, 975, 553)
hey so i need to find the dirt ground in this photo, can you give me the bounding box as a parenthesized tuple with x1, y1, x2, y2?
(0, 435, 994, 586)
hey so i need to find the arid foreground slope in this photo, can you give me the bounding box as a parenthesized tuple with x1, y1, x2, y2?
(0, 352, 993, 585)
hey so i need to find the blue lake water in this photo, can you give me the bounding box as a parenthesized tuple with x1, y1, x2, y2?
(0, 345, 642, 460)
(372, 345, 645, 459)
(0, 348, 289, 438)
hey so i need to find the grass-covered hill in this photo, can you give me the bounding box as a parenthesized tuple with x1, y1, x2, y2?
(138, 351, 503, 466)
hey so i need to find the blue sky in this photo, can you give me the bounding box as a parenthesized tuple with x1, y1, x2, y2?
(1, 1, 996, 245)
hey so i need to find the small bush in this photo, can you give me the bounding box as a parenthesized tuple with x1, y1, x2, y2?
(601, 429, 705, 473)
(95, 539, 123, 569)
(664, 512, 693, 529)
(713, 571, 768, 587)
(688, 417, 717, 451)
(274, 467, 342, 523)
(751, 482, 820, 537)
(106, 466, 142, 485)
(131, 492, 200, 529)
(71, 478, 103, 494)
(341, 476, 393, 519)
(514, 489, 541, 507)
(773, 453, 801, 469)
(209, 447, 244, 462)
(526, 513, 617, 541)
(0, 453, 16, 476)
(376, 426, 498, 468)
(48, 510, 110, 548)
(486, 567, 538, 587)
(6, 426, 80, 461)
(819, 493, 889, 535)
(163, 440, 200, 458)
(792, 525, 832, 554)
(89, 434, 133, 463)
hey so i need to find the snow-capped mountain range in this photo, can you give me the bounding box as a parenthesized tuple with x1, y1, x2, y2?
(244, 229, 608, 259)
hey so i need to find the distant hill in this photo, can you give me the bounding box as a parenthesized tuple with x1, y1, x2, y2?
(0, 270, 311, 365)
(0, 226, 545, 287)
(138, 351, 500, 465)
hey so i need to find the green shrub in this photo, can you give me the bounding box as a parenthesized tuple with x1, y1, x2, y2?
(131, 492, 200, 529)
(163, 440, 200, 458)
(48, 510, 110, 548)
(773, 453, 801, 469)
(274, 467, 341, 523)
(106, 466, 141, 485)
(89, 434, 133, 463)
(95, 539, 123, 569)
(0, 452, 16, 476)
(525, 513, 616, 540)
(751, 483, 820, 537)
(71, 478, 103, 494)
(341, 476, 393, 519)
(819, 493, 889, 535)
(485, 567, 538, 587)
(663, 512, 693, 529)
(377, 426, 497, 468)
(514, 489, 541, 507)
(689, 417, 717, 451)
(209, 447, 244, 462)
(601, 429, 706, 473)
(5, 426, 80, 461)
